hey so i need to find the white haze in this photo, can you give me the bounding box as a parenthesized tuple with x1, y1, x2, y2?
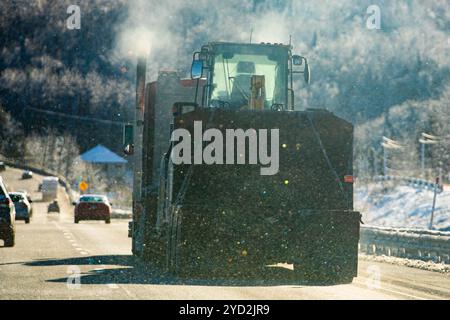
(115, 0, 450, 120)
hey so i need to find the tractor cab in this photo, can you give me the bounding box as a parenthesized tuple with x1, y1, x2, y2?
(191, 42, 310, 111)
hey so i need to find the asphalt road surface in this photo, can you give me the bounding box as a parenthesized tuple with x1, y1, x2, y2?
(0, 167, 449, 300)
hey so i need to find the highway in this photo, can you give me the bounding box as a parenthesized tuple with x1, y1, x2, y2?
(0, 167, 449, 300)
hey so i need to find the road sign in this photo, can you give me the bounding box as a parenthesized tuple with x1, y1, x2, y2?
(79, 181, 88, 192)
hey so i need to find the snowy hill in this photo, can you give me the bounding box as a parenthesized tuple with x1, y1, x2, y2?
(355, 182, 450, 231)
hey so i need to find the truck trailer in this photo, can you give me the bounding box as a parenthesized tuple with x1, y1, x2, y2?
(125, 42, 361, 283)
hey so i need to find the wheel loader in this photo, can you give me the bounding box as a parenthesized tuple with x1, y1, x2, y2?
(124, 41, 361, 283)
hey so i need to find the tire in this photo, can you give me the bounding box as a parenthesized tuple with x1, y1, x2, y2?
(25, 218, 30, 224)
(4, 231, 15, 247)
(105, 218, 111, 224)
(74, 218, 79, 224)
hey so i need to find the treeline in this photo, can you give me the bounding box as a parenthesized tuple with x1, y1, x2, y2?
(0, 0, 449, 181)
(0, 0, 134, 153)
(1, 104, 131, 205)
(1, 103, 80, 181)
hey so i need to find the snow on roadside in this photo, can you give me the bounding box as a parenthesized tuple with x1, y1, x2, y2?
(359, 254, 450, 274)
(355, 182, 450, 231)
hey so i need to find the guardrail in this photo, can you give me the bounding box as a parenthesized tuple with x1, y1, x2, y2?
(360, 225, 450, 264)
(372, 175, 444, 193)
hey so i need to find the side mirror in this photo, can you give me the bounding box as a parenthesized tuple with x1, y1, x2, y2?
(123, 124, 134, 155)
(124, 144, 134, 156)
(191, 60, 203, 79)
(304, 60, 311, 84)
(292, 55, 311, 85)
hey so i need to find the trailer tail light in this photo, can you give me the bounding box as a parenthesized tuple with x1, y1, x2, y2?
(344, 175, 354, 183)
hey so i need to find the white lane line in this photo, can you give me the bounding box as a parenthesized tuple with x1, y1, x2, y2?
(99, 264, 121, 292)
(80, 251, 89, 255)
(353, 279, 428, 300)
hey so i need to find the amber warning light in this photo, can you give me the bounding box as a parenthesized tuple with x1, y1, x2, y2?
(344, 175, 354, 183)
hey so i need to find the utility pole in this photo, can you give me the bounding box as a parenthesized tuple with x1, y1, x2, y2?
(429, 177, 440, 230)
(381, 136, 404, 176)
(419, 133, 439, 179)
(421, 142, 425, 178)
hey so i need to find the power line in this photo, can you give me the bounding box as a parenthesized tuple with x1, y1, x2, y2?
(25, 106, 127, 126)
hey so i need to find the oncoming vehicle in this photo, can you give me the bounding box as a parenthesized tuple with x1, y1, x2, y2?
(21, 170, 33, 179)
(9, 192, 32, 224)
(74, 194, 111, 224)
(41, 177, 58, 202)
(0, 176, 15, 247)
(0, 162, 6, 172)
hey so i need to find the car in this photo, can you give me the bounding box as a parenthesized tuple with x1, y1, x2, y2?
(0, 162, 6, 172)
(17, 190, 33, 204)
(21, 170, 33, 179)
(9, 192, 32, 223)
(0, 176, 15, 247)
(47, 200, 60, 213)
(74, 194, 111, 224)
(41, 176, 58, 202)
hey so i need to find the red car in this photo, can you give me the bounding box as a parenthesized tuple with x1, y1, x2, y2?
(74, 194, 111, 224)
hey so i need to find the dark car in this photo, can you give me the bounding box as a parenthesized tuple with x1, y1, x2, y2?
(0, 176, 15, 247)
(17, 190, 33, 204)
(21, 170, 33, 179)
(0, 162, 5, 172)
(74, 194, 111, 224)
(48, 200, 60, 213)
(10, 192, 32, 223)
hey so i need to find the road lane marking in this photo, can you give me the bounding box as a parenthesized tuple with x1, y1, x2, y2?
(353, 279, 428, 300)
(52, 215, 134, 297)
